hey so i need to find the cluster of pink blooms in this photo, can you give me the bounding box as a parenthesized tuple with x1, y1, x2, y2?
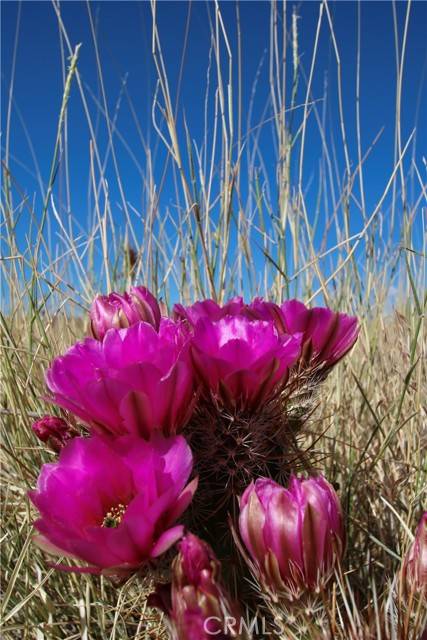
(29, 286, 426, 637)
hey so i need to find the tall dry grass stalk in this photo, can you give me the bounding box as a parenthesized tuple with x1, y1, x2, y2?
(1, 1, 426, 638)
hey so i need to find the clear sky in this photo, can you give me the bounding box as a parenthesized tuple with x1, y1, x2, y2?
(2, 1, 426, 300)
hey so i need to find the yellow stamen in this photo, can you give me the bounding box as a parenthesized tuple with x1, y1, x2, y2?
(102, 503, 127, 528)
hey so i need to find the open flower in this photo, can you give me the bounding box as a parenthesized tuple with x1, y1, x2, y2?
(238, 476, 344, 601)
(90, 286, 161, 340)
(174, 297, 358, 371)
(402, 512, 427, 596)
(32, 415, 75, 452)
(190, 316, 301, 410)
(29, 434, 197, 576)
(173, 296, 287, 328)
(46, 320, 196, 438)
(150, 533, 242, 639)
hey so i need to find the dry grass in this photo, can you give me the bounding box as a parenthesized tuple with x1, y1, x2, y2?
(1, 1, 426, 638)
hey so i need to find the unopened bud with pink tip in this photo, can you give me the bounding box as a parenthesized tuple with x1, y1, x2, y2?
(402, 512, 427, 597)
(238, 475, 345, 602)
(32, 415, 74, 452)
(150, 533, 245, 639)
(90, 286, 161, 339)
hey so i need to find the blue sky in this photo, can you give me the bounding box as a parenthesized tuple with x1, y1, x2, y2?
(2, 1, 426, 301)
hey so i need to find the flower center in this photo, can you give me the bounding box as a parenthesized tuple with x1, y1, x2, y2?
(102, 503, 127, 528)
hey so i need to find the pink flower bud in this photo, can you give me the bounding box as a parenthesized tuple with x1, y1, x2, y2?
(151, 533, 242, 639)
(90, 286, 161, 340)
(402, 512, 427, 596)
(31, 415, 73, 452)
(238, 476, 344, 601)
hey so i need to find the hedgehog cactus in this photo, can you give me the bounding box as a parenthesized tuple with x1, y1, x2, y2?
(27, 288, 362, 638)
(179, 301, 357, 550)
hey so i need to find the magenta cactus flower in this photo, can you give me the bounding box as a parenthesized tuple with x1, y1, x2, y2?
(151, 533, 242, 639)
(173, 296, 286, 329)
(402, 512, 427, 595)
(45, 320, 196, 439)
(174, 296, 358, 371)
(190, 316, 301, 410)
(238, 475, 344, 601)
(173, 296, 245, 325)
(280, 300, 359, 369)
(29, 434, 197, 576)
(90, 286, 161, 340)
(32, 415, 74, 452)
(245, 298, 288, 330)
